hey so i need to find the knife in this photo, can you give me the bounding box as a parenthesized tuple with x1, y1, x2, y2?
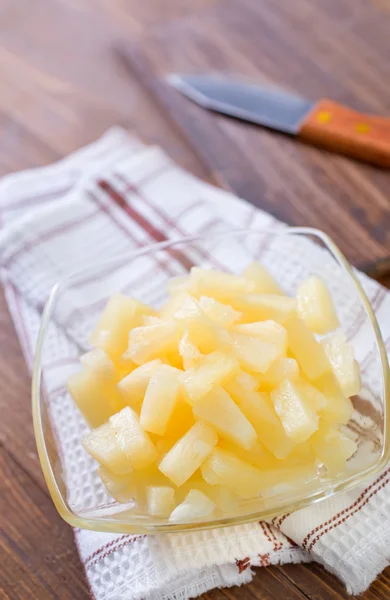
(168, 74, 390, 168)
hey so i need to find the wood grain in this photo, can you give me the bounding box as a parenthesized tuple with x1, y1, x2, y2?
(0, 0, 389, 599)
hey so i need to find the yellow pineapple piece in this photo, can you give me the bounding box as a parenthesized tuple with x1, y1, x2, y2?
(68, 369, 124, 428)
(185, 314, 231, 354)
(218, 439, 277, 470)
(257, 358, 300, 391)
(178, 332, 202, 370)
(146, 485, 176, 516)
(181, 351, 239, 404)
(231, 294, 297, 324)
(82, 422, 133, 475)
(315, 372, 354, 424)
(270, 379, 319, 443)
(286, 317, 331, 381)
(158, 421, 218, 486)
(297, 276, 339, 334)
(117, 359, 163, 409)
(140, 365, 182, 435)
(159, 291, 191, 320)
(225, 379, 294, 458)
(127, 322, 180, 365)
(175, 478, 240, 514)
(230, 331, 280, 373)
(242, 262, 284, 295)
(234, 320, 287, 357)
(80, 348, 117, 379)
(109, 407, 157, 470)
(321, 333, 361, 397)
(169, 489, 215, 522)
(198, 296, 241, 327)
(164, 397, 196, 441)
(201, 447, 264, 498)
(232, 370, 260, 391)
(188, 267, 255, 301)
(142, 315, 164, 326)
(193, 386, 257, 450)
(311, 427, 357, 476)
(89, 294, 154, 359)
(97, 467, 135, 502)
(99, 465, 170, 506)
(296, 379, 327, 412)
(171, 293, 200, 321)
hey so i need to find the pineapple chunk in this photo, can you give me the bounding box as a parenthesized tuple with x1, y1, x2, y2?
(169, 489, 215, 522)
(171, 293, 200, 321)
(181, 351, 239, 404)
(98, 467, 135, 502)
(225, 379, 294, 459)
(68, 369, 124, 428)
(185, 314, 231, 354)
(270, 379, 319, 443)
(117, 359, 162, 408)
(109, 407, 157, 470)
(193, 386, 257, 450)
(234, 320, 287, 357)
(80, 348, 116, 379)
(175, 478, 240, 514)
(164, 397, 196, 441)
(231, 294, 297, 324)
(159, 292, 191, 320)
(315, 373, 354, 424)
(83, 423, 133, 475)
(311, 427, 357, 476)
(89, 294, 153, 359)
(242, 262, 284, 295)
(143, 315, 164, 326)
(286, 317, 330, 381)
(178, 332, 202, 370)
(146, 485, 176, 516)
(201, 447, 264, 498)
(297, 379, 327, 412)
(230, 331, 280, 373)
(167, 275, 190, 295)
(321, 333, 361, 397)
(218, 439, 277, 470)
(257, 358, 300, 391)
(188, 267, 254, 300)
(127, 322, 180, 365)
(158, 421, 218, 486)
(297, 276, 339, 334)
(198, 296, 241, 327)
(99, 466, 170, 506)
(140, 365, 182, 435)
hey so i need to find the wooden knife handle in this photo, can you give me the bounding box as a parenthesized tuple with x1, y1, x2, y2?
(298, 99, 390, 167)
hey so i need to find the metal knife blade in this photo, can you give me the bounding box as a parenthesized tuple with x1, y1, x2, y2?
(167, 74, 314, 134)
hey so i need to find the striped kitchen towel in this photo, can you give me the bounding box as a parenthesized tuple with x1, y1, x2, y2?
(0, 127, 388, 599)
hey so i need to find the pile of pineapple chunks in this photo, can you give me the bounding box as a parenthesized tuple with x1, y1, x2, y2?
(67, 263, 361, 522)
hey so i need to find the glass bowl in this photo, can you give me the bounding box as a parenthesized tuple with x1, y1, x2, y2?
(32, 228, 390, 534)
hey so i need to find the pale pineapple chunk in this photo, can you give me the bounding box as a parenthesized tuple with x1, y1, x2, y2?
(231, 294, 297, 324)
(242, 262, 284, 294)
(117, 359, 163, 408)
(164, 397, 196, 440)
(99, 466, 170, 506)
(159, 292, 191, 320)
(98, 467, 135, 502)
(158, 421, 218, 486)
(185, 314, 231, 354)
(311, 427, 357, 475)
(201, 447, 264, 498)
(189, 267, 255, 300)
(143, 315, 164, 326)
(68, 369, 124, 428)
(257, 358, 300, 391)
(225, 379, 294, 459)
(218, 439, 277, 470)
(171, 293, 200, 321)
(286, 317, 330, 380)
(80, 348, 116, 380)
(297, 276, 339, 334)
(89, 294, 153, 359)
(198, 296, 241, 327)
(321, 333, 361, 397)
(233, 370, 260, 392)
(178, 332, 202, 370)
(297, 379, 327, 411)
(270, 379, 319, 443)
(140, 365, 182, 435)
(146, 485, 176, 516)
(315, 372, 354, 424)
(169, 489, 215, 522)
(230, 331, 280, 373)
(109, 407, 157, 470)
(234, 320, 287, 357)
(175, 478, 240, 514)
(193, 386, 257, 450)
(181, 351, 239, 404)
(127, 322, 180, 365)
(82, 423, 132, 475)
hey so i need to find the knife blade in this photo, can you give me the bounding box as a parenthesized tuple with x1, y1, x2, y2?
(168, 74, 390, 168)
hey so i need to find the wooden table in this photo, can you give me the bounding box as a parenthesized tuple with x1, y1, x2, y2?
(0, 0, 389, 598)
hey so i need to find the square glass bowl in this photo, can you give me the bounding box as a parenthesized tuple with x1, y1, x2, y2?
(32, 228, 389, 533)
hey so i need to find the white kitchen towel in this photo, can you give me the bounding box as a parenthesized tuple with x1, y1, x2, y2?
(0, 127, 388, 599)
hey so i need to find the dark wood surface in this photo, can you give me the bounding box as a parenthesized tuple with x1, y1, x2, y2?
(0, 0, 389, 599)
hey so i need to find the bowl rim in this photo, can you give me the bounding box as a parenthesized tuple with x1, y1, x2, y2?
(32, 226, 390, 533)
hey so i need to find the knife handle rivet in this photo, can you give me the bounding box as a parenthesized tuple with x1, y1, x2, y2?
(355, 123, 370, 134)
(316, 111, 333, 124)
